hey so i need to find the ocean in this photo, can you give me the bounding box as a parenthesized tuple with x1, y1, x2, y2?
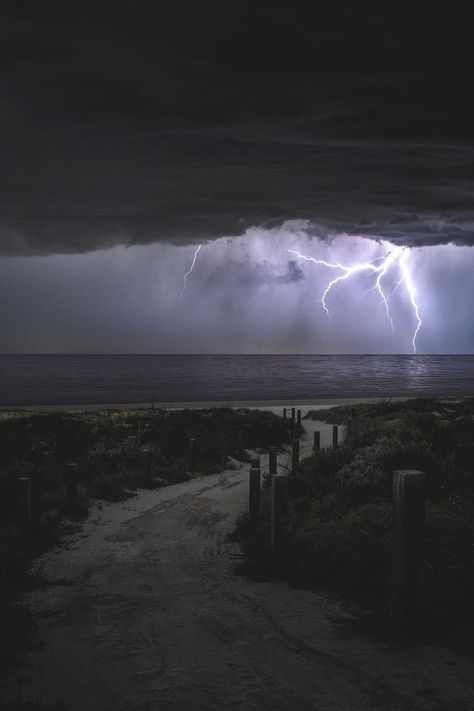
(0, 354, 473, 407)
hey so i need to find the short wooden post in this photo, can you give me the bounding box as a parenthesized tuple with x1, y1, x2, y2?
(143, 447, 152, 483)
(66, 463, 78, 509)
(313, 430, 320, 452)
(271, 474, 289, 550)
(332, 425, 338, 449)
(236, 430, 244, 453)
(391, 470, 426, 620)
(268, 447, 277, 478)
(283, 408, 287, 419)
(345, 417, 353, 442)
(249, 467, 261, 527)
(297, 409, 301, 427)
(189, 438, 197, 468)
(17, 477, 31, 529)
(291, 407, 295, 423)
(292, 438, 300, 473)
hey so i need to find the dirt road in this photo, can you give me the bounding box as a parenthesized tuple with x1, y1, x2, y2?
(3, 424, 474, 710)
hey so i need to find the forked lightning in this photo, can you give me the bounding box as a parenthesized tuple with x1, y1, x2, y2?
(286, 245, 422, 353)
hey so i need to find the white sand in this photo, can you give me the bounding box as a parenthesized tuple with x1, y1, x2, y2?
(0, 395, 412, 414)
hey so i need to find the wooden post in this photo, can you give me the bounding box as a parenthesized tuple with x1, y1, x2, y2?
(332, 425, 338, 449)
(292, 438, 300, 474)
(297, 409, 301, 427)
(313, 430, 320, 452)
(189, 438, 197, 469)
(268, 447, 277, 478)
(271, 474, 289, 550)
(283, 408, 287, 419)
(391, 470, 426, 621)
(66, 463, 78, 509)
(236, 430, 244, 453)
(291, 407, 296, 423)
(143, 447, 152, 484)
(17, 477, 31, 529)
(345, 417, 353, 442)
(249, 467, 261, 527)
(137, 419, 141, 446)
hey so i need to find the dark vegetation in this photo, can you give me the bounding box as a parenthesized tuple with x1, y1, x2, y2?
(233, 398, 474, 645)
(0, 405, 291, 673)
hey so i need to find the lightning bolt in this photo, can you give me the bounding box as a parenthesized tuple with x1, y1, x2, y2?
(287, 245, 422, 353)
(399, 249, 422, 354)
(182, 244, 202, 295)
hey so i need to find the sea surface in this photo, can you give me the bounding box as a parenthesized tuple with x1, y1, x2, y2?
(0, 355, 473, 407)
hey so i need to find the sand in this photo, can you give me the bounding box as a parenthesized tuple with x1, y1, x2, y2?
(0, 395, 417, 416)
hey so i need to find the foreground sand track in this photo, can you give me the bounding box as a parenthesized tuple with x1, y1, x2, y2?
(2, 442, 474, 710)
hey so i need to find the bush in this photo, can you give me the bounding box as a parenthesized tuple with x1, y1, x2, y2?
(0, 406, 291, 603)
(234, 396, 474, 641)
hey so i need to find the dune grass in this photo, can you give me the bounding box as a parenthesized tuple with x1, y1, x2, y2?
(234, 397, 474, 643)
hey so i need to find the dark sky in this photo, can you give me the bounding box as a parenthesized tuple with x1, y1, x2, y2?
(1, 2, 473, 354)
(1, 1, 473, 253)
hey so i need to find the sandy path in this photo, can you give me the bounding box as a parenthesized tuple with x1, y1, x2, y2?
(3, 422, 474, 711)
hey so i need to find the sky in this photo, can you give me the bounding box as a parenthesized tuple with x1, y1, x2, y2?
(1, 2, 473, 353)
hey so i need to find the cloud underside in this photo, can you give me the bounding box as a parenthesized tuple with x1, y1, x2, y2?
(2, 134, 473, 255)
(1, 1, 473, 254)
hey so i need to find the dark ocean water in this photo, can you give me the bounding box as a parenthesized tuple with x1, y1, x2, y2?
(0, 355, 473, 407)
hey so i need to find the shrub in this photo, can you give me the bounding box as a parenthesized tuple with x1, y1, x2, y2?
(234, 396, 474, 641)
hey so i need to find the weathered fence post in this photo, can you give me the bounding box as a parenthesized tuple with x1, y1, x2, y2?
(297, 409, 301, 427)
(66, 462, 78, 509)
(292, 438, 300, 473)
(332, 425, 338, 449)
(391, 470, 426, 621)
(143, 447, 152, 484)
(236, 430, 244, 454)
(249, 466, 261, 527)
(271, 474, 289, 550)
(189, 437, 197, 469)
(268, 447, 277, 479)
(283, 408, 287, 419)
(313, 430, 320, 452)
(291, 407, 296, 423)
(17, 477, 31, 529)
(345, 416, 353, 442)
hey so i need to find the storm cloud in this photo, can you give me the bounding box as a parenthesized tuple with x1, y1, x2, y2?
(1, 2, 473, 255)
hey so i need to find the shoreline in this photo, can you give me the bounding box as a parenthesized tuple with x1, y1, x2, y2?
(0, 394, 468, 413)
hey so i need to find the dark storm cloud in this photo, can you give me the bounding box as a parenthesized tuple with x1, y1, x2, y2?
(1, 1, 473, 255)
